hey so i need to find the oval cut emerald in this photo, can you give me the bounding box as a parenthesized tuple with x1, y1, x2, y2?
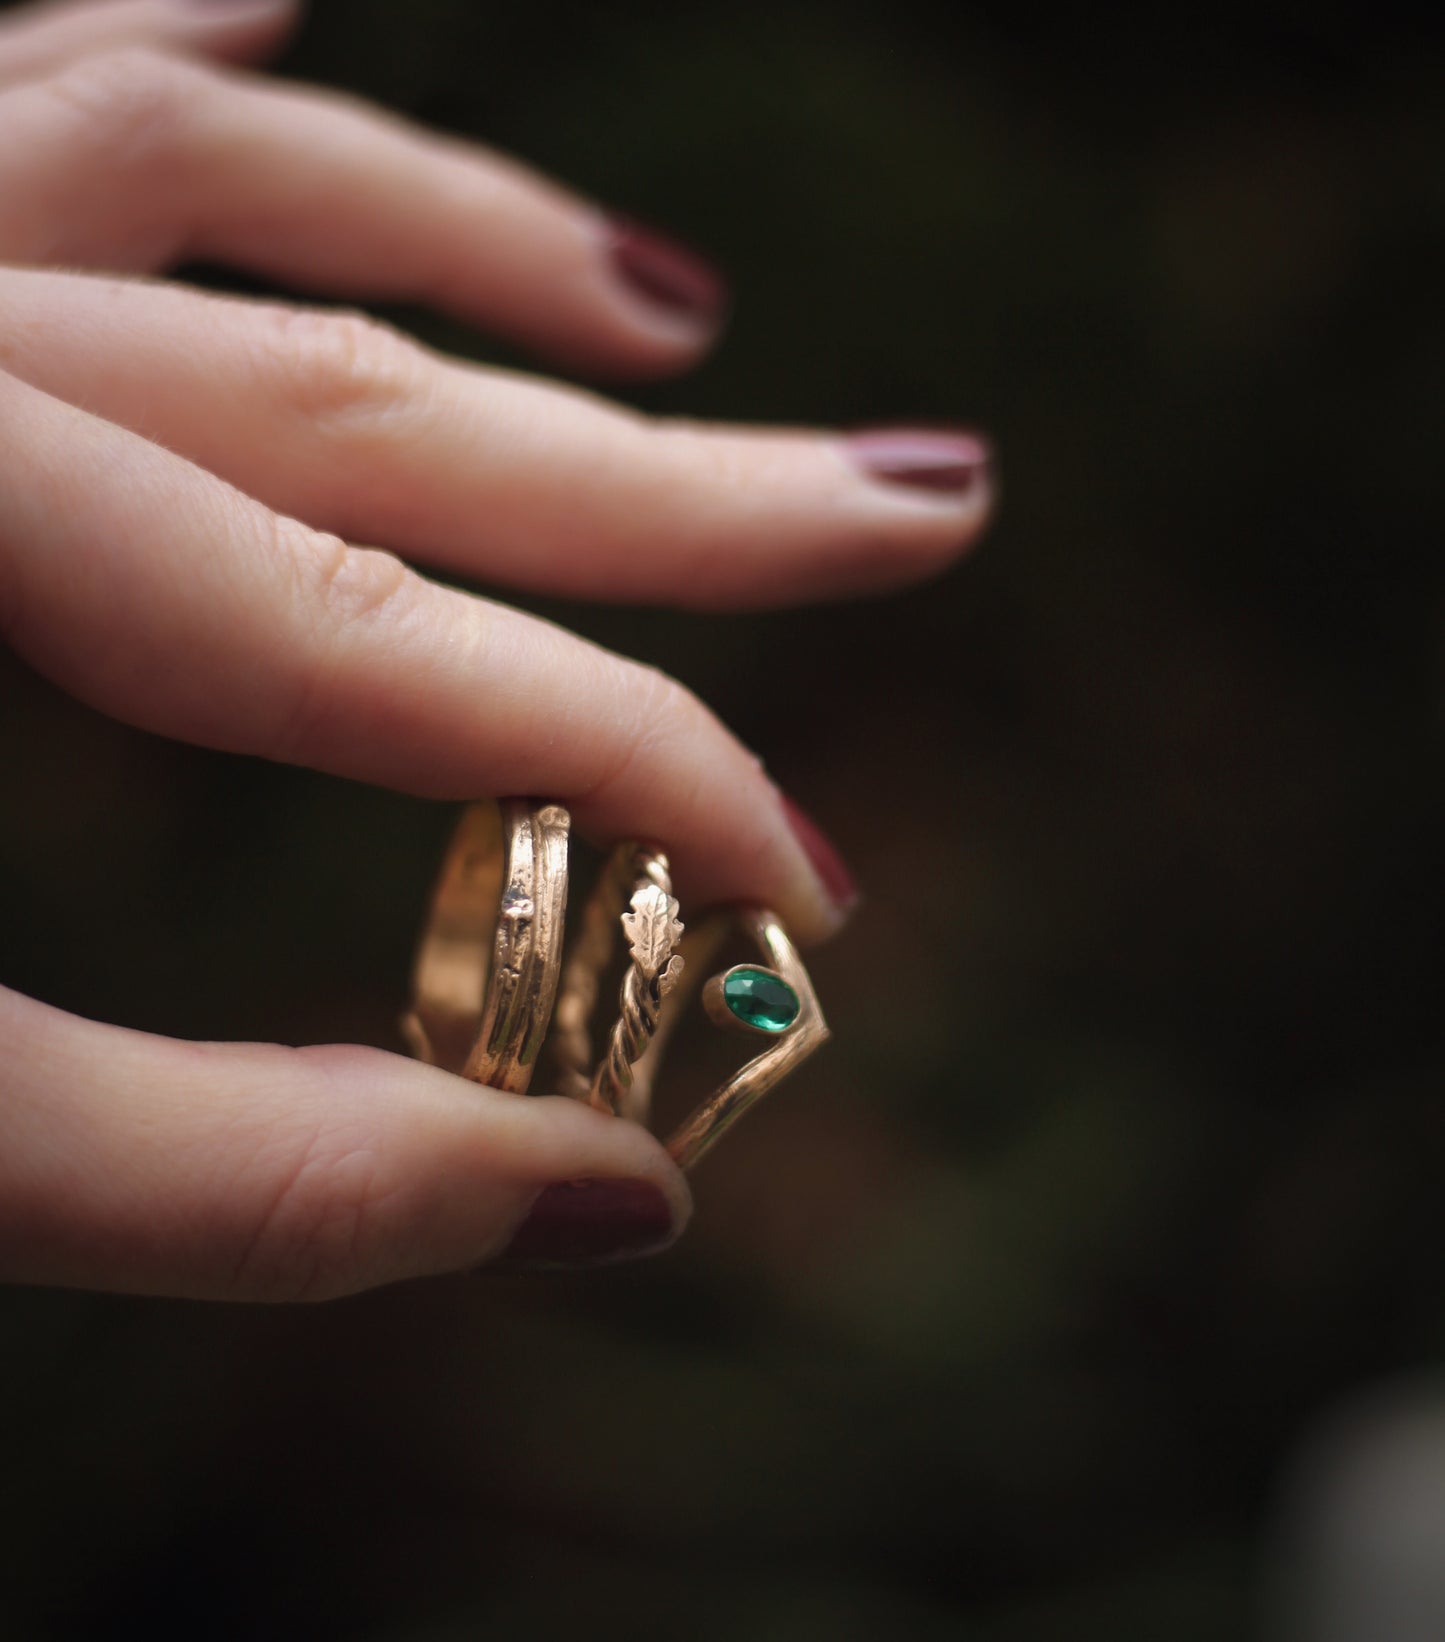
(722, 967, 801, 1032)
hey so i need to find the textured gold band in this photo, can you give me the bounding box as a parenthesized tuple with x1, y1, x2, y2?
(402, 799, 571, 1093)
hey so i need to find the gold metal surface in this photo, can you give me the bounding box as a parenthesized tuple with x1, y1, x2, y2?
(402, 799, 570, 1092)
(588, 849, 685, 1119)
(548, 843, 633, 1105)
(552, 844, 829, 1168)
(662, 909, 829, 1171)
(408, 807, 829, 1167)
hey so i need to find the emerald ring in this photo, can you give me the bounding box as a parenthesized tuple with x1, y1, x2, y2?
(663, 907, 830, 1171)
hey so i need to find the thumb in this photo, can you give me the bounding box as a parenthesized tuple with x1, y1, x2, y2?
(0, 985, 690, 1301)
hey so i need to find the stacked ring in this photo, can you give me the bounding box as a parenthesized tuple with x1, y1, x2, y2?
(401, 799, 570, 1092)
(549, 842, 685, 1125)
(405, 800, 830, 1168)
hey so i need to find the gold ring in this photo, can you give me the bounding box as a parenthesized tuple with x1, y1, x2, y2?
(549, 842, 685, 1122)
(665, 908, 830, 1170)
(402, 799, 570, 1092)
(552, 846, 830, 1169)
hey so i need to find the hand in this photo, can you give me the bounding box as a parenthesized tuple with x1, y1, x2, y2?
(0, 0, 994, 1299)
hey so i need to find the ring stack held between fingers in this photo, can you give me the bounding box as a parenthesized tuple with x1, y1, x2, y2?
(406, 800, 830, 1169)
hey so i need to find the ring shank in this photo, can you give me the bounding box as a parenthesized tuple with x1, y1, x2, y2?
(402, 800, 570, 1093)
(662, 911, 828, 1170)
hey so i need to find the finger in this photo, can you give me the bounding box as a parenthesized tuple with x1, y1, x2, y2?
(0, 986, 690, 1299)
(0, 0, 297, 85)
(0, 47, 725, 376)
(0, 270, 992, 607)
(0, 369, 853, 941)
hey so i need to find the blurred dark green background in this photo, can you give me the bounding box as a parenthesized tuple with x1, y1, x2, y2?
(3, 1, 1444, 1636)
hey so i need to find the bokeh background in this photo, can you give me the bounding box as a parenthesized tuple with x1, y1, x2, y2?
(3, 0, 1444, 1636)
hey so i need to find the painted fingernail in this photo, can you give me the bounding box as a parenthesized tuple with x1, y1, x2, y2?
(844, 427, 994, 496)
(497, 1178, 677, 1269)
(179, 0, 293, 12)
(781, 794, 860, 917)
(605, 215, 728, 325)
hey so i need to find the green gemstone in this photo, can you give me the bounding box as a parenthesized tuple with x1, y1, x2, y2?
(722, 967, 801, 1032)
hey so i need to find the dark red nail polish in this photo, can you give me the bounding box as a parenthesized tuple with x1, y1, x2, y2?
(605, 216, 728, 325)
(781, 795, 859, 916)
(845, 427, 994, 496)
(498, 1178, 676, 1269)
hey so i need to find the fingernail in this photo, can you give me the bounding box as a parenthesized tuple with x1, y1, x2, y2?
(179, 0, 293, 10)
(604, 215, 728, 326)
(781, 794, 860, 918)
(497, 1178, 677, 1269)
(844, 426, 994, 496)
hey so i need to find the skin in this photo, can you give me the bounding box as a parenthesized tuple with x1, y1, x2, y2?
(0, 0, 992, 1300)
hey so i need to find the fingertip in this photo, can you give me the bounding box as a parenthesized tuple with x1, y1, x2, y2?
(779, 792, 861, 926)
(841, 425, 995, 498)
(167, 0, 303, 64)
(366, 1070, 693, 1282)
(196, 1049, 695, 1296)
(601, 213, 728, 329)
(490, 1174, 686, 1271)
(839, 425, 997, 546)
(460, 1090, 693, 1275)
(558, 208, 729, 380)
(758, 780, 862, 948)
(645, 789, 857, 956)
(814, 423, 999, 593)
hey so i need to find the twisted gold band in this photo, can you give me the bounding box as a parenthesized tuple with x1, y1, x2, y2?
(590, 849, 685, 1118)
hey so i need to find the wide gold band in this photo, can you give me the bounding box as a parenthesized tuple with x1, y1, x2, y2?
(401, 799, 570, 1093)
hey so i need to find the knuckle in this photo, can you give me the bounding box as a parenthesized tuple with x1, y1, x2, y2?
(279, 515, 414, 632)
(256, 307, 424, 425)
(38, 48, 205, 169)
(588, 662, 711, 803)
(641, 663, 716, 752)
(655, 418, 749, 491)
(624, 663, 695, 762)
(264, 516, 416, 762)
